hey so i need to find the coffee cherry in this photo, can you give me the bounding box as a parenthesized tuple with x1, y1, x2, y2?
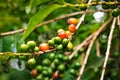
(102, 5, 110, 9)
(36, 65, 43, 72)
(73, 62, 81, 69)
(27, 41, 36, 49)
(67, 18, 78, 25)
(57, 54, 64, 60)
(30, 69, 38, 77)
(57, 29, 64, 33)
(66, 31, 72, 37)
(57, 44, 63, 51)
(63, 56, 69, 62)
(53, 71, 59, 78)
(48, 39, 55, 46)
(34, 46, 39, 52)
(39, 43, 50, 51)
(49, 53, 55, 61)
(70, 68, 77, 76)
(62, 38, 69, 47)
(57, 64, 65, 72)
(42, 70, 48, 76)
(27, 58, 36, 68)
(112, 8, 120, 17)
(20, 44, 29, 52)
(58, 31, 67, 39)
(42, 58, 51, 66)
(36, 74, 43, 80)
(54, 37, 62, 44)
(47, 67, 53, 76)
(67, 41, 73, 51)
(68, 24, 76, 33)
(54, 58, 61, 66)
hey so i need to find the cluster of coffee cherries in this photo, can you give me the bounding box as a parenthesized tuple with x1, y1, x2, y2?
(102, 0, 120, 17)
(19, 18, 80, 80)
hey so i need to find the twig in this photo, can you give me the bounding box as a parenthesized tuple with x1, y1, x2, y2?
(117, 16, 120, 29)
(76, 17, 113, 80)
(0, 9, 112, 37)
(100, 18, 116, 80)
(96, 39, 100, 57)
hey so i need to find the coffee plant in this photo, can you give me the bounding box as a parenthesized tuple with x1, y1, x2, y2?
(0, 0, 120, 80)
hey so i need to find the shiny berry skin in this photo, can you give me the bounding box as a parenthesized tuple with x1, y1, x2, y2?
(53, 71, 59, 78)
(66, 31, 72, 37)
(54, 37, 62, 44)
(58, 31, 67, 39)
(112, 8, 120, 17)
(27, 41, 36, 49)
(57, 29, 64, 33)
(68, 24, 76, 33)
(39, 43, 50, 51)
(20, 44, 29, 52)
(48, 39, 55, 46)
(30, 69, 38, 77)
(67, 18, 78, 25)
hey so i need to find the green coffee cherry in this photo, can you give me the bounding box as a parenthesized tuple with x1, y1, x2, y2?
(20, 44, 29, 52)
(80, 3, 87, 10)
(54, 37, 62, 44)
(70, 68, 77, 76)
(36, 65, 43, 72)
(63, 56, 69, 62)
(36, 74, 43, 80)
(27, 58, 36, 68)
(49, 53, 55, 61)
(34, 46, 39, 52)
(62, 38, 69, 47)
(57, 64, 65, 72)
(73, 62, 81, 69)
(42, 59, 51, 66)
(102, 5, 110, 9)
(112, 8, 120, 17)
(48, 39, 55, 46)
(54, 58, 61, 66)
(27, 41, 36, 49)
(57, 44, 63, 51)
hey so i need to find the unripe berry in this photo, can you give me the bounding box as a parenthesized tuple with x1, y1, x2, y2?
(20, 44, 29, 52)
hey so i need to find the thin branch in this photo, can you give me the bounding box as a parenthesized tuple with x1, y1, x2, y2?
(117, 16, 120, 29)
(100, 18, 116, 80)
(0, 9, 112, 37)
(76, 17, 113, 80)
(96, 39, 100, 57)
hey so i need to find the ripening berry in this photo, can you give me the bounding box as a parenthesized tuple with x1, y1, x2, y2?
(30, 69, 38, 77)
(53, 71, 59, 78)
(66, 31, 72, 37)
(58, 31, 67, 39)
(68, 24, 76, 33)
(67, 18, 78, 25)
(39, 43, 50, 51)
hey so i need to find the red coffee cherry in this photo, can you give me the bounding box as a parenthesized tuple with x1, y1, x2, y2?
(39, 43, 50, 51)
(30, 69, 38, 77)
(67, 18, 78, 25)
(58, 31, 67, 39)
(68, 24, 76, 33)
(53, 71, 59, 78)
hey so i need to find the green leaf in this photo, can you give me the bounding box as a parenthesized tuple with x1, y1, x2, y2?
(54, 0, 65, 4)
(22, 4, 62, 40)
(30, 0, 51, 7)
